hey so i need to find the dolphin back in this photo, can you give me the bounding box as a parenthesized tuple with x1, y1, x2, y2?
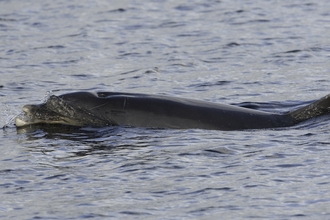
(289, 94, 330, 124)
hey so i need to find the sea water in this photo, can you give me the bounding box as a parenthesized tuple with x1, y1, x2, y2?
(1, 0, 330, 219)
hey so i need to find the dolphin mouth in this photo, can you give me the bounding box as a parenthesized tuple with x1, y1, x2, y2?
(15, 95, 113, 128)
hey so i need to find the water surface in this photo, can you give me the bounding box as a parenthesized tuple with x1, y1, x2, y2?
(1, 0, 330, 219)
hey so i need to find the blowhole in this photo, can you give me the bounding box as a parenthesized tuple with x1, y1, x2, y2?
(97, 92, 107, 98)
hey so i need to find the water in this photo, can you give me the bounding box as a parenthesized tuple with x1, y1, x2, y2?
(1, 0, 330, 219)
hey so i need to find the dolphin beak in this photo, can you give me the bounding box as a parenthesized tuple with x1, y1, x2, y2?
(15, 117, 28, 127)
(15, 105, 36, 127)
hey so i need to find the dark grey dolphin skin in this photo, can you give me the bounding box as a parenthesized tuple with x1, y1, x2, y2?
(15, 91, 330, 131)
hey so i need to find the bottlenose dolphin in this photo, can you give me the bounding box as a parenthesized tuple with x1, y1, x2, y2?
(15, 91, 330, 131)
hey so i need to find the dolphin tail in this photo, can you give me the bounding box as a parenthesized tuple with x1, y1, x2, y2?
(289, 94, 330, 124)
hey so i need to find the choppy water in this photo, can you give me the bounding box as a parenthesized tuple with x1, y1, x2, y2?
(1, 0, 330, 219)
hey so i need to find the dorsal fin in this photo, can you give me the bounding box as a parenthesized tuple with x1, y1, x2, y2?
(289, 94, 330, 123)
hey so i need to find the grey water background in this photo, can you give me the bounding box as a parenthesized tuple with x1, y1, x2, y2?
(1, 0, 330, 219)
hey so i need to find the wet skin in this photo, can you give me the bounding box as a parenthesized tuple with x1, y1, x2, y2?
(15, 92, 330, 131)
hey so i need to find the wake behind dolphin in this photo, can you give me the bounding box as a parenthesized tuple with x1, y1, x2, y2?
(15, 91, 330, 131)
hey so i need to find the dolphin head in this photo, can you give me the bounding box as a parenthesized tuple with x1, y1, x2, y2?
(15, 94, 114, 127)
